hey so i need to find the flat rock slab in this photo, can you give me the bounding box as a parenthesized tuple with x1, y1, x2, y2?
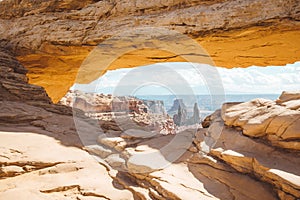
(0, 131, 133, 200)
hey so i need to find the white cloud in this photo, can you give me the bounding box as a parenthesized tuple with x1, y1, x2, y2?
(217, 63, 300, 94)
(72, 61, 300, 95)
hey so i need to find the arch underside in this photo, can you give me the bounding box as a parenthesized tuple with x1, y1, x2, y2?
(17, 21, 300, 102)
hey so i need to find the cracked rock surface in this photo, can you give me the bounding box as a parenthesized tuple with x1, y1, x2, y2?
(0, 132, 133, 200)
(221, 93, 300, 150)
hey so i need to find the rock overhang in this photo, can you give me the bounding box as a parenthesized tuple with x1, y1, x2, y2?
(0, 0, 299, 102)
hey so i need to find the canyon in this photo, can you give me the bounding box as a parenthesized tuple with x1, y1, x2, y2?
(0, 0, 300, 199)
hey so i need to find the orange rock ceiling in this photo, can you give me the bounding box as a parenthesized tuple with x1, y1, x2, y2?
(0, 0, 299, 102)
(17, 20, 300, 102)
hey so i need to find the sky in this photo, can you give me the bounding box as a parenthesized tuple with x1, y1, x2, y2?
(71, 61, 300, 96)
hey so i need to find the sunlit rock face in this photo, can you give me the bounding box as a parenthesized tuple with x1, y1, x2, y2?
(199, 94, 300, 199)
(221, 91, 300, 151)
(1, 48, 300, 200)
(0, 0, 299, 101)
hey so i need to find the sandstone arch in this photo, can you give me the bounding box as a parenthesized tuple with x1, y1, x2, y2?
(0, 0, 298, 102)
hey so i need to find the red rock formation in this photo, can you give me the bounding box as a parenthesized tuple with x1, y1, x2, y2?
(0, 1, 300, 199)
(60, 90, 176, 135)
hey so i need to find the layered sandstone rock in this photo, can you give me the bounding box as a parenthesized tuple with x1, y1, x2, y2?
(194, 98, 300, 199)
(221, 92, 300, 150)
(60, 90, 149, 114)
(78, 92, 300, 200)
(1, 48, 299, 199)
(0, 48, 50, 104)
(1, 0, 299, 50)
(0, 1, 300, 199)
(0, 48, 134, 199)
(0, 0, 299, 101)
(86, 125, 280, 200)
(60, 90, 176, 135)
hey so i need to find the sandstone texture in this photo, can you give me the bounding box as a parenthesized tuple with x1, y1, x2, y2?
(197, 95, 300, 199)
(0, 47, 134, 199)
(0, 131, 133, 200)
(1, 1, 300, 199)
(0, 48, 50, 104)
(2, 48, 300, 199)
(221, 92, 300, 150)
(0, 0, 299, 101)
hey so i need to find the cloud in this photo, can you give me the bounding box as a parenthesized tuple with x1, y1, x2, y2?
(217, 63, 300, 94)
(72, 61, 300, 95)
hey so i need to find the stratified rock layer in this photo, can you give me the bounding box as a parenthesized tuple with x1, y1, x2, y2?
(60, 90, 176, 135)
(222, 92, 300, 150)
(0, 0, 299, 101)
(198, 94, 300, 199)
(0, 48, 50, 104)
(0, 47, 134, 199)
(3, 48, 299, 199)
(0, 1, 300, 197)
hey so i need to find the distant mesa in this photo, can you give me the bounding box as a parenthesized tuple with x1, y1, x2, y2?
(60, 90, 176, 135)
